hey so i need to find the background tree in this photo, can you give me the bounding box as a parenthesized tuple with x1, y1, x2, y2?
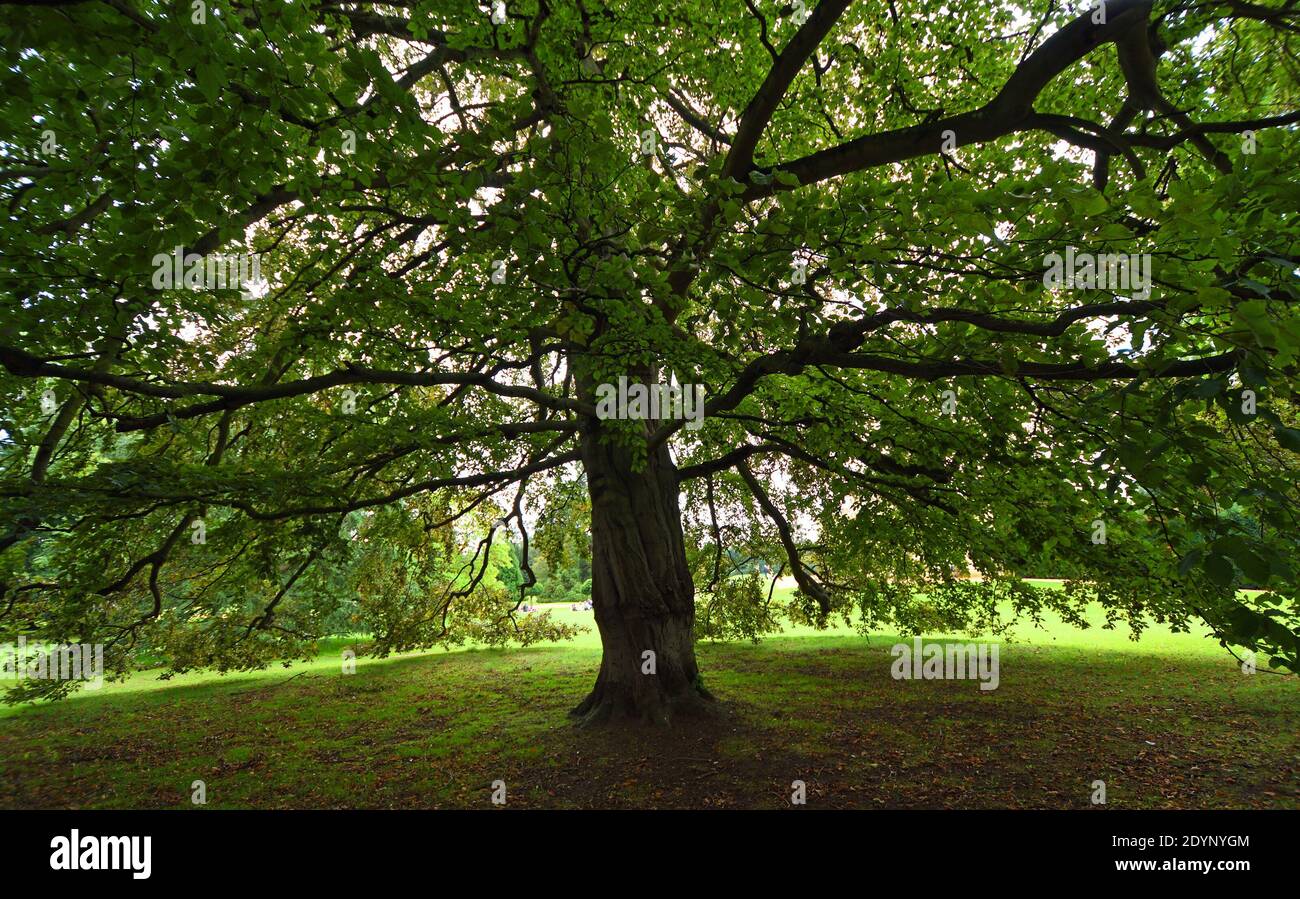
(2, 0, 1298, 723)
(528, 474, 593, 601)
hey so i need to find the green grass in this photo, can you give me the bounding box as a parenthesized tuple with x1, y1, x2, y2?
(0, 579, 1251, 714)
(1, 581, 1296, 809)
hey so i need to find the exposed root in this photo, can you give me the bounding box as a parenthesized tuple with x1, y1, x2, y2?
(570, 679, 718, 728)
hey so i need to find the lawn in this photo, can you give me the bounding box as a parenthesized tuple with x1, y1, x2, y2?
(1, 582, 1296, 809)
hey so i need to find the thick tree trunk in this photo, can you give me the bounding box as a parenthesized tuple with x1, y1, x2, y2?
(571, 430, 713, 726)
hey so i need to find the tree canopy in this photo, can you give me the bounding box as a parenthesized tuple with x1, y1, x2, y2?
(2, 0, 1299, 718)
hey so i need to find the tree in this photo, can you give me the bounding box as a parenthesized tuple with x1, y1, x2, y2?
(528, 474, 592, 600)
(2, 0, 1298, 723)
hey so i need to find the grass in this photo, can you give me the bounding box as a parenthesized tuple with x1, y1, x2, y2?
(0, 581, 1296, 809)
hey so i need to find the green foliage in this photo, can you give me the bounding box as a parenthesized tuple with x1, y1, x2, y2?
(527, 478, 593, 602)
(696, 573, 782, 643)
(2, 0, 1299, 703)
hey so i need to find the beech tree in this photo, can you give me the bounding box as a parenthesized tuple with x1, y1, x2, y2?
(2, 0, 1299, 724)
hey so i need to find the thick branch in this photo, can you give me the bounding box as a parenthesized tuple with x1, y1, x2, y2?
(723, 0, 855, 178)
(0, 345, 593, 424)
(740, 0, 1155, 198)
(737, 461, 831, 613)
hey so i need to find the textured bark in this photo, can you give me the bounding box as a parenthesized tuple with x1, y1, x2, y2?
(571, 429, 713, 726)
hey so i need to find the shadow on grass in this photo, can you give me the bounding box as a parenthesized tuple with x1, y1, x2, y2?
(0, 632, 1295, 810)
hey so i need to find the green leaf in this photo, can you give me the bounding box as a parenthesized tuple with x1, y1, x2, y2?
(1204, 554, 1235, 587)
(1275, 427, 1300, 453)
(1177, 547, 1203, 577)
(194, 62, 225, 103)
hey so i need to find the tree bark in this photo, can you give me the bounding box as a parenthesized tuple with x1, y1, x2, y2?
(571, 429, 713, 726)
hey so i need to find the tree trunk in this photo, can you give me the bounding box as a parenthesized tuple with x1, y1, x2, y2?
(571, 430, 713, 726)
